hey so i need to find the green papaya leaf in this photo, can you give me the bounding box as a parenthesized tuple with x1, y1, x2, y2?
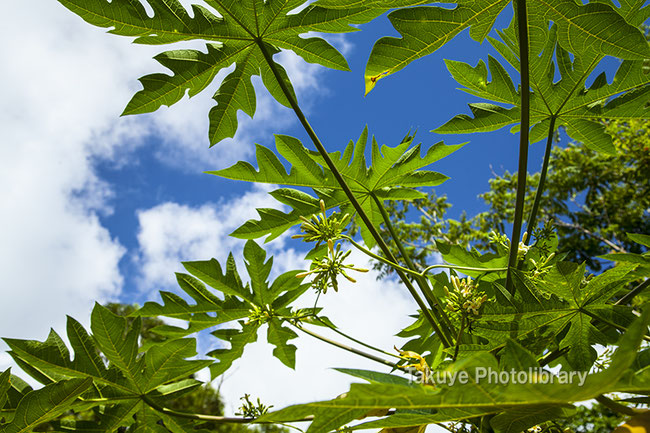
(436, 15, 650, 154)
(55, 0, 404, 145)
(0, 370, 10, 410)
(136, 240, 311, 375)
(3, 304, 211, 431)
(0, 378, 92, 433)
(213, 129, 463, 246)
(365, 0, 649, 93)
(91, 303, 145, 390)
(209, 322, 259, 378)
(490, 405, 575, 433)
(260, 308, 650, 432)
(435, 240, 508, 276)
(364, 0, 510, 94)
(267, 319, 298, 369)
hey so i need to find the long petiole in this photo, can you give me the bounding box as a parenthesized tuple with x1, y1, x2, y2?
(420, 264, 508, 275)
(453, 315, 466, 361)
(505, 0, 532, 294)
(370, 192, 455, 343)
(343, 235, 507, 276)
(256, 41, 450, 347)
(142, 394, 301, 423)
(523, 116, 557, 245)
(294, 323, 405, 369)
(310, 289, 401, 359)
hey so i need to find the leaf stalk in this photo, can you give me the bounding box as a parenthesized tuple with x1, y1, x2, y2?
(370, 192, 455, 343)
(255, 41, 450, 347)
(294, 324, 404, 370)
(524, 116, 557, 243)
(505, 0, 532, 294)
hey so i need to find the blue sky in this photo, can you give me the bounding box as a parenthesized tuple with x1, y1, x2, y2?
(0, 0, 605, 426)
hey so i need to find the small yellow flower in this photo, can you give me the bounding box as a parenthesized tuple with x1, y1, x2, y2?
(292, 199, 350, 246)
(395, 346, 430, 374)
(296, 242, 368, 294)
(444, 276, 488, 316)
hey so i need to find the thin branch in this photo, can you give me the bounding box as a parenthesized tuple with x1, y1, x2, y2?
(554, 219, 627, 253)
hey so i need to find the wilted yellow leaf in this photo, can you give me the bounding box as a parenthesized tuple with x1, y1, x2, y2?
(614, 411, 650, 432)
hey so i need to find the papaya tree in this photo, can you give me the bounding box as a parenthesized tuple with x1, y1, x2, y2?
(1, 1, 649, 432)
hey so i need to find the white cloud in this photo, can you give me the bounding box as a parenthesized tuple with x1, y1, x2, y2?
(134, 184, 291, 293)
(0, 2, 146, 355)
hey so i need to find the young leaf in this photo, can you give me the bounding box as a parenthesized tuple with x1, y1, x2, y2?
(209, 322, 259, 378)
(136, 240, 311, 376)
(267, 318, 298, 369)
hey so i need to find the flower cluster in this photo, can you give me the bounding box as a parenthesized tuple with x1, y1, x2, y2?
(292, 199, 349, 246)
(487, 230, 535, 261)
(395, 346, 430, 375)
(528, 252, 556, 283)
(294, 200, 366, 294)
(517, 231, 532, 260)
(246, 304, 274, 325)
(444, 275, 488, 317)
(235, 394, 273, 418)
(297, 241, 368, 294)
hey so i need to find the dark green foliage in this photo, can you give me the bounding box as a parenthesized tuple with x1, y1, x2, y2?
(554, 403, 626, 432)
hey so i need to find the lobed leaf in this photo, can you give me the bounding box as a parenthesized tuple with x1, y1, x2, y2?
(261, 308, 650, 432)
(0, 378, 93, 433)
(213, 129, 462, 246)
(56, 0, 405, 145)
